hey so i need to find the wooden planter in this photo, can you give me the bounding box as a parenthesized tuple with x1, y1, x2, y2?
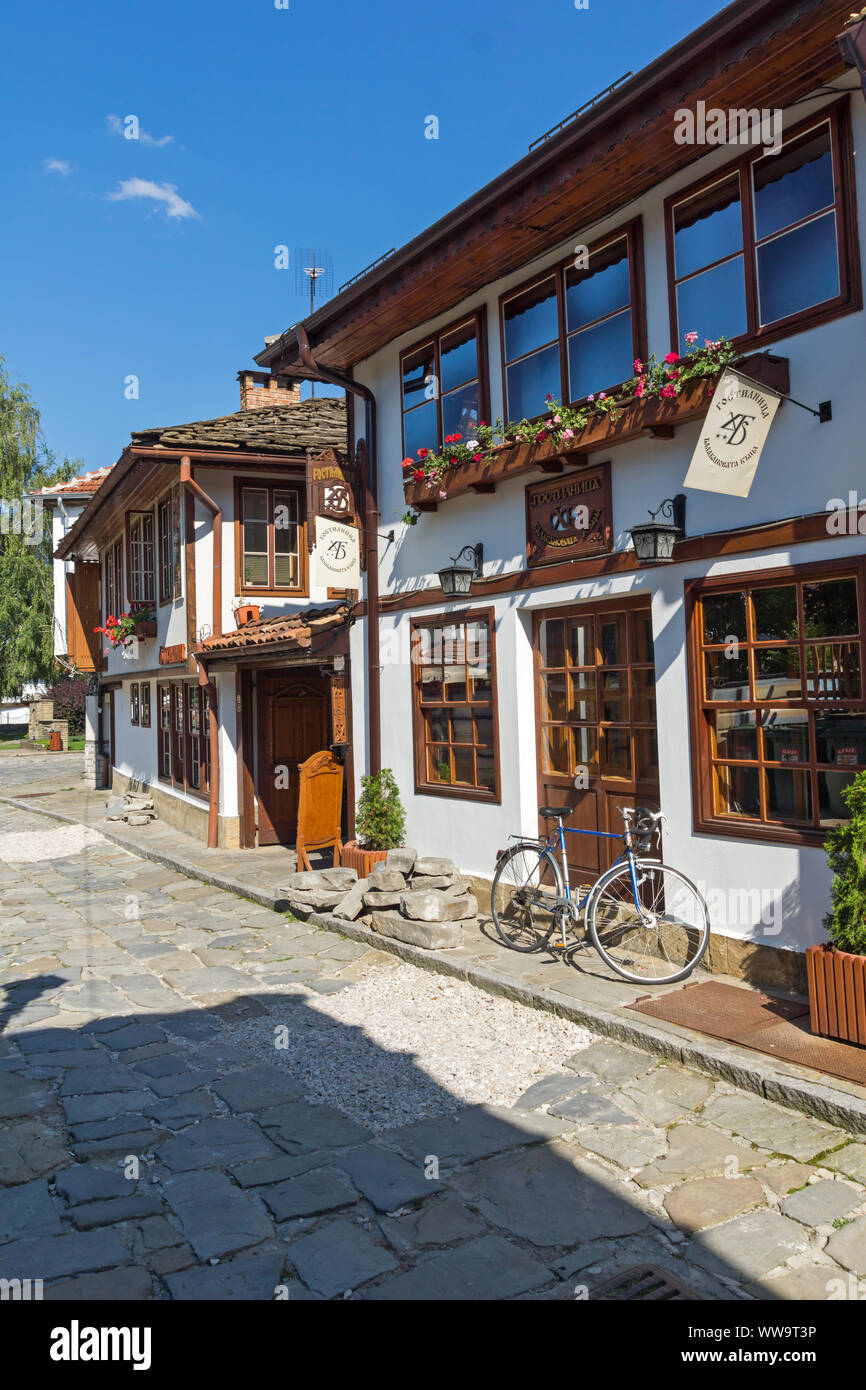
(402, 352, 790, 511)
(806, 943, 866, 1046)
(341, 840, 388, 877)
(133, 619, 157, 638)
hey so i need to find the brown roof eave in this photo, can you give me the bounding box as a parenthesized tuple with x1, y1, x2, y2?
(256, 0, 839, 375)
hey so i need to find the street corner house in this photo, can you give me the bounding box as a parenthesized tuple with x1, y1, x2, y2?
(55, 373, 356, 851)
(254, 0, 866, 990)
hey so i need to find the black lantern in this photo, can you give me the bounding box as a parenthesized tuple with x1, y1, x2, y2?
(629, 495, 686, 565)
(438, 543, 483, 597)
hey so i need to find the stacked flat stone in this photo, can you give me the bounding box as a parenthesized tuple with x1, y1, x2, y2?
(280, 847, 478, 950)
(105, 791, 158, 827)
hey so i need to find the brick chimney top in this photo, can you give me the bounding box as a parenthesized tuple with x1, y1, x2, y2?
(237, 370, 301, 411)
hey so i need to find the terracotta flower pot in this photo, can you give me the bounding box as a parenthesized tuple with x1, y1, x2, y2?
(341, 840, 388, 877)
(235, 604, 261, 627)
(806, 942, 866, 1046)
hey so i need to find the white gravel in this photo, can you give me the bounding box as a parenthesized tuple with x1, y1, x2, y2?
(231, 961, 592, 1131)
(0, 823, 108, 863)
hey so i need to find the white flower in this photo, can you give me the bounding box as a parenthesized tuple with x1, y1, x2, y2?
(466, 439, 479, 450)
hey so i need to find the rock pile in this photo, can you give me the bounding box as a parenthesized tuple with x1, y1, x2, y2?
(105, 790, 158, 827)
(280, 848, 478, 950)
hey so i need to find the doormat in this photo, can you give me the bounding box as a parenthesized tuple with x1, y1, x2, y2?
(628, 979, 866, 1087)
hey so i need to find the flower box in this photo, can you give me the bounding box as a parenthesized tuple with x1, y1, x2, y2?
(341, 840, 388, 877)
(403, 352, 789, 510)
(134, 618, 157, 639)
(806, 943, 866, 1046)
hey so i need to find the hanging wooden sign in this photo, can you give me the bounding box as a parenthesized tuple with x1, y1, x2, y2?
(305, 448, 358, 553)
(525, 463, 612, 568)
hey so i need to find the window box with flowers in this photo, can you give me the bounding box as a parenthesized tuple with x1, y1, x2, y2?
(94, 607, 157, 654)
(400, 338, 789, 517)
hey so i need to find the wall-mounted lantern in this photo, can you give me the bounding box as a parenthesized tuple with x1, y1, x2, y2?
(629, 495, 686, 566)
(438, 543, 484, 597)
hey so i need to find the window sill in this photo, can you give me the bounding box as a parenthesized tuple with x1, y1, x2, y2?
(694, 813, 827, 849)
(239, 587, 309, 599)
(415, 782, 500, 805)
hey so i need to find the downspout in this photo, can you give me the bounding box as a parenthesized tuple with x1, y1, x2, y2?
(294, 323, 381, 775)
(179, 457, 222, 848)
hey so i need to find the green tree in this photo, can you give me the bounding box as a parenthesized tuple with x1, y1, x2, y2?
(355, 769, 406, 850)
(0, 356, 78, 697)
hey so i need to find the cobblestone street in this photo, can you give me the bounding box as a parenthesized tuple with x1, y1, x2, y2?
(2, 757, 866, 1301)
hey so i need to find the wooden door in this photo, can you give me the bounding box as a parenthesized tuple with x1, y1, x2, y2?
(534, 599, 659, 884)
(257, 673, 330, 846)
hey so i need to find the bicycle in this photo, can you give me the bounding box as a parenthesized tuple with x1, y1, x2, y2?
(490, 804, 710, 984)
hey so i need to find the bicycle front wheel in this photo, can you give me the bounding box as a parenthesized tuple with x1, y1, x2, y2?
(586, 859, 709, 984)
(491, 842, 563, 952)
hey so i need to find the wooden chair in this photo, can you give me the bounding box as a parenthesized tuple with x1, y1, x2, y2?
(295, 749, 344, 871)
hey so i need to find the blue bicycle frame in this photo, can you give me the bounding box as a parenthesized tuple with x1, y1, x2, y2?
(541, 821, 644, 916)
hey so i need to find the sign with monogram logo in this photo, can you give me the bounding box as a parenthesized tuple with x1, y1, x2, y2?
(684, 369, 781, 498)
(525, 463, 612, 568)
(313, 518, 361, 590)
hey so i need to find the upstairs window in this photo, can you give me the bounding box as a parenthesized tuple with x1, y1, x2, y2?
(400, 311, 487, 459)
(158, 486, 181, 603)
(127, 511, 155, 607)
(104, 538, 123, 620)
(500, 221, 644, 421)
(236, 481, 305, 594)
(667, 103, 858, 352)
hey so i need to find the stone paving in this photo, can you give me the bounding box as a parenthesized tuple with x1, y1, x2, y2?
(3, 758, 866, 1299)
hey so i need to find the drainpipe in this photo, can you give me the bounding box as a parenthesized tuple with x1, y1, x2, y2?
(179, 458, 222, 848)
(293, 324, 381, 775)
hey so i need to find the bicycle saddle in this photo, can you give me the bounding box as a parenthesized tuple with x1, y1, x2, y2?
(539, 806, 571, 819)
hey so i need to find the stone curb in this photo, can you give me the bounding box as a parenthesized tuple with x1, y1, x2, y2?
(5, 793, 866, 1138)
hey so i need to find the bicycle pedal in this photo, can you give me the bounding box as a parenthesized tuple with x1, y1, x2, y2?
(552, 941, 568, 950)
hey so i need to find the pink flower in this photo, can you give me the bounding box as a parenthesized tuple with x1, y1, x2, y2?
(587, 394, 595, 403)
(660, 384, 677, 399)
(472, 452, 482, 462)
(553, 414, 561, 424)
(598, 392, 606, 401)
(633, 358, 643, 373)
(685, 331, 698, 345)
(664, 352, 680, 364)
(438, 490, 447, 499)
(562, 428, 574, 441)
(535, 431, 547, 443)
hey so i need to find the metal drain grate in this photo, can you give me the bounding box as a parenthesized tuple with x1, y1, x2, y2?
(591, 1264, 701, 1301)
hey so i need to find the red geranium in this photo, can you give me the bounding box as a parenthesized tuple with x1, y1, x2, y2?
(413, 468, 425, 481)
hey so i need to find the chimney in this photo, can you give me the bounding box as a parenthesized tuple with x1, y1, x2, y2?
(237, 369, 302, 411)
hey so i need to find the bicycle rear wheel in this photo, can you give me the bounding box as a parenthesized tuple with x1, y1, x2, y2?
(491, 842, 563, 952)
(586, 859, 709, 984)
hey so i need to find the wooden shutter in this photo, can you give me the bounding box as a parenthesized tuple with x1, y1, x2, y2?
(66, 562, 102, 671)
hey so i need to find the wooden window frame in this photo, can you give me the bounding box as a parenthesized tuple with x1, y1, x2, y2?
(686, 555, 866, 848)
(399, 307, 490, 461)
(155, 679, 210, 800)
(130, 683, 139, 726)
(157, 682, 172, 781)
(664, 98, 861, 356)
(126, 509, 156, 609)
(410, 605, 501, 804)
(158, 485, 182, 605)
(233, 477, 308, 597)
(498, 218, 647, 423)
(103, 538, 123, 621)
(140, 681, 151, 729)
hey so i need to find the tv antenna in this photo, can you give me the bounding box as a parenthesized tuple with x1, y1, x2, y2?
(295, 249, 334, 398)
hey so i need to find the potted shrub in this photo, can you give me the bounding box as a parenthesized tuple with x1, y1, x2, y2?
(807, 770, 866, 1045)
(342, 768, 406, 877)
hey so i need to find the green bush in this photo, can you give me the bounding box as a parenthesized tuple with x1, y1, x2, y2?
(46, 676, 88, 736)
(355, 768, 406, 851)
(823, 769, 866, 955)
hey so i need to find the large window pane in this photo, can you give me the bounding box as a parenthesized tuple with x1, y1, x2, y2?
(761, 709, 809, 763)
(402, 343, 435, 409)
(703, 592, 747, 646)
(442, 383, 480, 440)
(503, 278, 558, 362)
(802, 578, 858, 637)
(816, 712, 866, 766)
(753, 647, 802, 700)
(403, 399, 438, 458)
(753, 128, 834, 241)
(440, 324, 478, 393)
(564, 244, 630, 331)
(676, 256, 747, 349)
(567, 309, 633, 403)
(714, 711, 758, 760)
(506, 344, 560, 421)
(674, 177, 743, 279)
(757, 211, 839, 325)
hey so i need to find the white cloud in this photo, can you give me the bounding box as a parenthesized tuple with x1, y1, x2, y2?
(105, 177, 200, 220)
(43, 158, 72, 176)
(107, 114, 174, 147)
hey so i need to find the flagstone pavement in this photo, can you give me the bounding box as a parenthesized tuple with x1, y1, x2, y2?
(2, 757, 866, 1300)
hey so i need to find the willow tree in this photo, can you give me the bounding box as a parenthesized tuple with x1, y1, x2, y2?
(0, 356, 78, 697)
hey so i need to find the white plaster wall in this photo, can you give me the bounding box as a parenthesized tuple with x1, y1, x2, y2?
(344, 86, 866, 954)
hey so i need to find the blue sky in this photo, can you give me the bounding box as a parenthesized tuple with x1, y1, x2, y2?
(1, 0, 724, 474)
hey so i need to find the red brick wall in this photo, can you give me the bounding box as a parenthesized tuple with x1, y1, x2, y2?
(238, 371, 301, 411)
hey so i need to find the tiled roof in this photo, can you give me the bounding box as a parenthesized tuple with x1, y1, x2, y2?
(35, 467, 113, 498)
(131, 397, 346, 456)
(200, 602, 353, 655)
